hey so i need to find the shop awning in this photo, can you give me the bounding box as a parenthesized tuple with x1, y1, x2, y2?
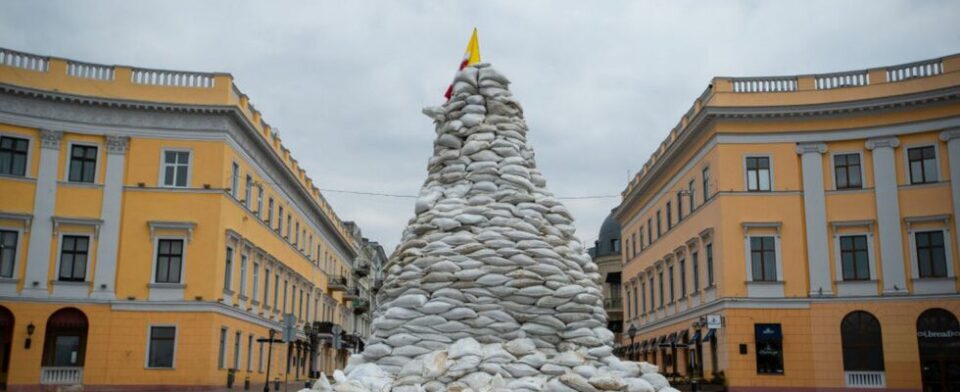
(703, 329, 716, 342)
(691, 330, 702, 343)
(605, 272, 622, 284)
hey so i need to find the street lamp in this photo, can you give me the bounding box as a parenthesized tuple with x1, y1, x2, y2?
(627, 323, 638, 361)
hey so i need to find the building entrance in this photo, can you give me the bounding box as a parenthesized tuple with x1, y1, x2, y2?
(0, 306, 13, 391)
(916, 308, 960, 392)
(40, 308, 88, 385)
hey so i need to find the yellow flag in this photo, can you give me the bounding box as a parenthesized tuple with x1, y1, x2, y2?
(445, 28, 482, 99)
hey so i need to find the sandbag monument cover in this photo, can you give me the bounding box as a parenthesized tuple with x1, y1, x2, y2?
(321, 63, 674, 392)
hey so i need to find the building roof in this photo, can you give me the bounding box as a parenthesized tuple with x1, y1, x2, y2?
(594, 209, 622, 257)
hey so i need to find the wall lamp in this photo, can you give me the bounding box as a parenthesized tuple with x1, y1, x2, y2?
(25, 322, 35, 349)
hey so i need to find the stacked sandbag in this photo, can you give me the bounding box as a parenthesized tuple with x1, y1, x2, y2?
(311, 63, 674, 391)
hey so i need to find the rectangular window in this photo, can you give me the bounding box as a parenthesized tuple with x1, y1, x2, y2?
(252, 261, 260, 300)
(257, 186, 264, 218)
(295, 222, 300, 246)
(218, 328, 227, 369)
(706, 244, 715, 286)
(273, 273, 279, 309)
(267, 198, 274, 225)
(908, 146, 938, 184)
(839, 235, 870, 280)
(244, 175, 253, 208)
(632, 286, 638, 316)
(277, 206, 284, 232)
(155, 239, 184, 284)
(263, 267, 271, 305)
(231, 163, 240, 198)
(649, 277, 654, 310)
(625, 289, 631, 318)
(282, 279, 288, 312)
(224, 246, 234, 292)
(640, 281, 646, 314)
(147, 326, 176, 368)
(746, 156, 771, 191)
(286, 214, 292, 240)
(833, 153, 863, 189)
(755, 324, 784, 375)
(632, 232, 638, 257)
(299, 288, 304, 318)
(0, 136, 29, 176)
(692, 251, 700, 291)
(677, 193, 684, 221)
(647, 218, 653, 244)
(0, 230, 18, 278)
(239, 254, 248, 297)
(667, 202, 673, 230)
(688, 179, 696, 211)
(702, 167, 710, 203)
(750, 237, 777, 281)
(658, 269, 664, 308)
(668, 265, 675, 302)
(68, 145, 97, 183)
(258, 339, 264, 372)
(639, 228, 645, 251)
(162, 150, 190, 187)
(233, 331, 241, 369)
(656, 211, 662, 236)
(58, 235, 89, 281)
(679, 257, 686, 297)
(916, 230, 947, 278)
(246, 334, 253, 371)
(306, 293, 311, 321)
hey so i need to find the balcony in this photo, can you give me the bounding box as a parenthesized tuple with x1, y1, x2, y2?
(352, 299, 369, 314)
(845, 371, 885, 388)
(343, 287, 361, 301)
(41, 367, 83, 385)
(354, 262, 370, 277)
(315, 321, 342, 338)
(604, 297, 623, 311)
(328, 275, 348, 292)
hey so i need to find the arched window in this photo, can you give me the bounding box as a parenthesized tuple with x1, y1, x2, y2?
(841, 311, 884, 371)
(42, 307, 88, 367)
(916, 308, 960, 391)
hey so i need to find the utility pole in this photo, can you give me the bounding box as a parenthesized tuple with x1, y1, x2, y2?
(258, 330, 278, 392)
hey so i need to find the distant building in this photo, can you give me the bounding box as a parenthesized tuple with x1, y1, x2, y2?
(0, 48, 375, 390)
(616, 53, 960, 391)
(588, 210, 625, 355)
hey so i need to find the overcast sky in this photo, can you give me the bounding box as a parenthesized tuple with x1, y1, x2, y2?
(2, 1, 959, 252)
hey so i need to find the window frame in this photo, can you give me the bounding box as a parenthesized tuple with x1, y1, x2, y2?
(257, 186, 264, 218)
(0, 227, 23, 280)
(840, 311, 885, 372)
(230, 162, 240, 198)
(705, 243, 715, 287)
(830, 151, 864, 190)
(702, 166, 710, 203)
(224, 246, 234, 293)
(158, 148, 192, 188)
(0, 133, 31, 178)
(218, 327, 228, 369)
(244, 174, 253, 208)
(744, 155, 773, 192)
(904, 144, 939, 185)
(151, 236, 187, 285)
(748, 235, 779, 282)
(145, 324, 178, 369)
(64, 141, 100, 184)
(911, 229, 952, 279)
(754, 323, 785, 375)
(56, 234, 91, 282)
(835, 234, 874, 281)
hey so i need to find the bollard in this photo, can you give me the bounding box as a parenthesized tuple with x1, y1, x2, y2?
(273, 378, 280, 391)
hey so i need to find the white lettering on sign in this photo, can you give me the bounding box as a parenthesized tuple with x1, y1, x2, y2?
(917, 330, 960, 338)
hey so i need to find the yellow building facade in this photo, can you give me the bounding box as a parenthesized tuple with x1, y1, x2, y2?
(617, 54, 960, 391)
(0, 48, 371, 390)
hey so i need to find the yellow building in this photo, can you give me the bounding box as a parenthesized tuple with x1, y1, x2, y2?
(616, 54, 960, 391)
(0, 48, 372, 390)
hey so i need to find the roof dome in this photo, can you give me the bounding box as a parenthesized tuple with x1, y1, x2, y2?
(595, 209, 621, 257)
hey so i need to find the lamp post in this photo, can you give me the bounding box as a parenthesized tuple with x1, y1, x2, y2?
(627, 323, 638, 361)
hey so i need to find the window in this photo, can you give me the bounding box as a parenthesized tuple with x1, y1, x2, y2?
(147, 326, 176, 368)
(692, 251, 700, 291)
(688, 179, 696, 211)
(916, 231, 947, 278)
(632, 286, 638, 316)
(834, 153, 862, 189)
(750, 237, 777, 281)
(640, 281, 646, 314)
(656, 211, 662, 236)
(755, 323, 784, 375)
(624, 239, 630, 259)
(632, 233, 638, 257)
(841, 311, 884, 372)
(746, 156, 771, 191)
(258, 339, 264, 372)
(839, 235, 870, 281)
(647, 218, 653, 244)
(677, 193, 684, 221)
(263, 267, 271, 306)
(286, 214, 292, 239)
(0, 230, 18, 278)
(273, 273, 279, 309)
(231, 163, 240, 197)
(246, 334, 253, 371)
(658, 269, 664, 308)
(639, 228, 644, 251)
(295, 222, 300, 246)
(239, 253, 248, 297)
(649, 277, 654, 310)
(233, 331, 241, 369)
(908, 146, 938, 185)
(282, 279, 288, 312)
(611, 238, 620, 253)
(0, 136, 28, 176)
(162, 150, 190, 187)
(244, 175, 253, 208)
(155, 239, 184, 283)
(224, 246, 234, 292)
(257, 186, 264, 218)
(267, 198, 274, 225)
(702, 167, 710, 203)
(706, 243, 715, 286)
(666, 202, 673, 230)
(58, 235, 89, 281)
(252, 261, 260, 300)
(68, 145, 97, 183)
(679, 257, 686, 297)
(218, 328, 227, 369)
(668, 265, 675, 302)
(277, 206, 284, 232)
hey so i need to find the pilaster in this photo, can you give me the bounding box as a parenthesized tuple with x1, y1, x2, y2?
(92, 135, 129, 299)
(866, 136, 907, 294)
(796, 142, 832, 296)
(940, 129, 960, 244)
(22, 129, 61, 297)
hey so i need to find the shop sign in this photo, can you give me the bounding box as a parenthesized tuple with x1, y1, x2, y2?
(707, 314, 722, 329)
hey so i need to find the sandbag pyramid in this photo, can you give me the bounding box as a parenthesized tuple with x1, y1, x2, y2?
(317, 64, 675, 392)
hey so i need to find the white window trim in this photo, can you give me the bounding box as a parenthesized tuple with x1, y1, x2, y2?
(907, 222, 955, 280)
(218, 326, 228, 369)
(244, 174, 253, 208)
(246, 333, 254, 372)
(54, 232, 93, 283)
(0, 131, 35, 178)
(149, 235, 189, 285)
(744, 234, 784, 282)
(63, 140, 102, 184)
(832, 230, 877, 282)
(157, 148, 192, 188)
(144, 324, 178, 369)
(239, 251, 249, 299)
(903, 143, 940, 185)
(829, 151, 866, 190)
(0, 225, 25, 281)
(256, 185, 264, 218)
(251, 257, 261, 304)
(743, 154, 775, 192)
(230, 162, 240, 198)
(224, 245, 235, 294)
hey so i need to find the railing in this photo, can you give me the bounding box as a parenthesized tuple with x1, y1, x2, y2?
(816, 70, 870, 89)
(67, 60, 115, 81)
(328, 275, 348, 291)
(845, 371, 885, 388)
(0, 48, 49, 72)
(887, 59, 942, 82)
(41, 366, 83, 385)
(131, 67, 216, 88)
(604, 297, 623, 310)
(732, 77, 797, 93)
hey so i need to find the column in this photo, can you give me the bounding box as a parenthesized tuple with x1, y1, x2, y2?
(797, 142, 832, 296)
(91, 135, 129, 299)
(866, 136, 907, 294)
(22, 129, 62, 297)
(940, 129, 960, 240)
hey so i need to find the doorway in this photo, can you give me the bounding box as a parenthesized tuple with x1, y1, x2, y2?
(916, 308, 960, 392)
(0, 306, 13, 391)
